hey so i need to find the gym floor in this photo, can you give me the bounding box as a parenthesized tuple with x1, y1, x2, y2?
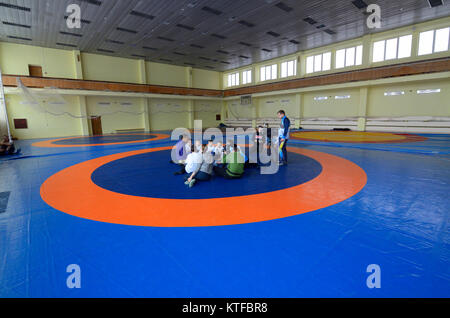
(0, 131, 449, 297)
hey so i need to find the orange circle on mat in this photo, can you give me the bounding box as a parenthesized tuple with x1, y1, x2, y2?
(40, 146, 367, 227)
(291, 131, 427, 143)
(32, 133, 170, 148)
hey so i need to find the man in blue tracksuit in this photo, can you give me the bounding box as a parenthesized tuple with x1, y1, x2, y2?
(277, 110, 290, 166)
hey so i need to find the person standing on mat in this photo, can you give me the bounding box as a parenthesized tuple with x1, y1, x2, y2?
(277, 110, 290, 166)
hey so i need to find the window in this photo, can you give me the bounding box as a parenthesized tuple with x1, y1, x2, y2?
(306, 52, 331, 74)
(281, 59, 297, 78)
(314, 96, 329, 101)
(336, 45, 363, 68)
(335, 95, 351, 100)
(372, 35, 412, 62)
(384, 91, 405, 96)
(227, 72, 239, 87)
(260, 64, 277, 81)
(242, 70, 252, 84)
(418, 27, 450, 56)
(417, 89, 441, 94)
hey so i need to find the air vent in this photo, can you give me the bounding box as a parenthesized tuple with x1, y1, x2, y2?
(116, 27, 138, 34)
(427, 0, 443, 7)
(130, 10, 154, 19)
(211, 33, 227, 39)
(199, 57, 211, 60)
(262, 48, 272, 52)
(0, 2, 30, 12)
(316, 24, 326, 29)
(352, 0, 368, 9)
(64, 16, 91, 24)
(160, 58, 172, 62)
(190, 44, 204, 49)
(220, 61, 230, 64)
(81, 0, 102, 6)
(201, 6, 223, 15)
(106, 39, 124, 45)
(97, 48, 114, 53)
(157, 36, 175, 42)
(143, 46, 158, 50)
(60, 31, 83, 37)
(267, 31, 280, 37)
(239, 55, 249, 59)
(2, 21, 31, 28)
(217, 49, 229, 54)
(239, 41, 252, 47)
(176, 24, 195, 31)
(324, 29, 336, 35)
(275, 2, 293, 12)
(7, 35, 31, 41)
(131, 54, 146, 58)
(56, 42, 77, 48)
(289, 40, 300, 44)
(184, 62, 195, 66)
(238, 20, 255, 27)
(303, 17, 317, 25)
(173, 52, 186, 56)
(205, 66, 214, 69)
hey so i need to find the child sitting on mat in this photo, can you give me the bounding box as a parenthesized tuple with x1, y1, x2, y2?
(182, 144, 203, 182)
(213, 144, 245, 179)
(185, 144, 214, 188)
(195, 140, 203, 153)
(206, 140, 215, 153)
(213, 141, 224, 166)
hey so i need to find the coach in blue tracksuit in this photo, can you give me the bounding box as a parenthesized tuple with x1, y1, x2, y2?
(277, 110, 290, 166)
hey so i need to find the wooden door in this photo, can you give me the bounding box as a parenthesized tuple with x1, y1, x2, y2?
(28, 65, 43, 77)
(91, 117, 103, 136)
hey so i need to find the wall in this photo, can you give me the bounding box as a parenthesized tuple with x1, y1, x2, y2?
(148, 99, 191, 131)
(194, 100, 222, 128)
(303, 88, 360, 118)
(5, 94, 83, 139)
(81, 53, 140, 84)
(367, 80, 450, 117)
(0, 42, 76, 78)
(146, 62, 187, 87)
(192, 69, 221, 90)
(86, 96, 145, 134)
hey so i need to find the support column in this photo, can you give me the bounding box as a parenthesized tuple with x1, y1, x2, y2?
(72, 50, 90, 136)
(358, 87, 368, 131)
(78, 96, 90, 135)
(361, 35, 372, 67)
(138, 59, 150, 132)
(185, 67, 195, 129)
(252, 98, 260, 127)
(221, 100, 228, 123)
(295, 93, 303, 129)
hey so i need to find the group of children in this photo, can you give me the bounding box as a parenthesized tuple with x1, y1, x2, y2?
(170, 110, 290, 188)
(171, 135, 248, 188)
